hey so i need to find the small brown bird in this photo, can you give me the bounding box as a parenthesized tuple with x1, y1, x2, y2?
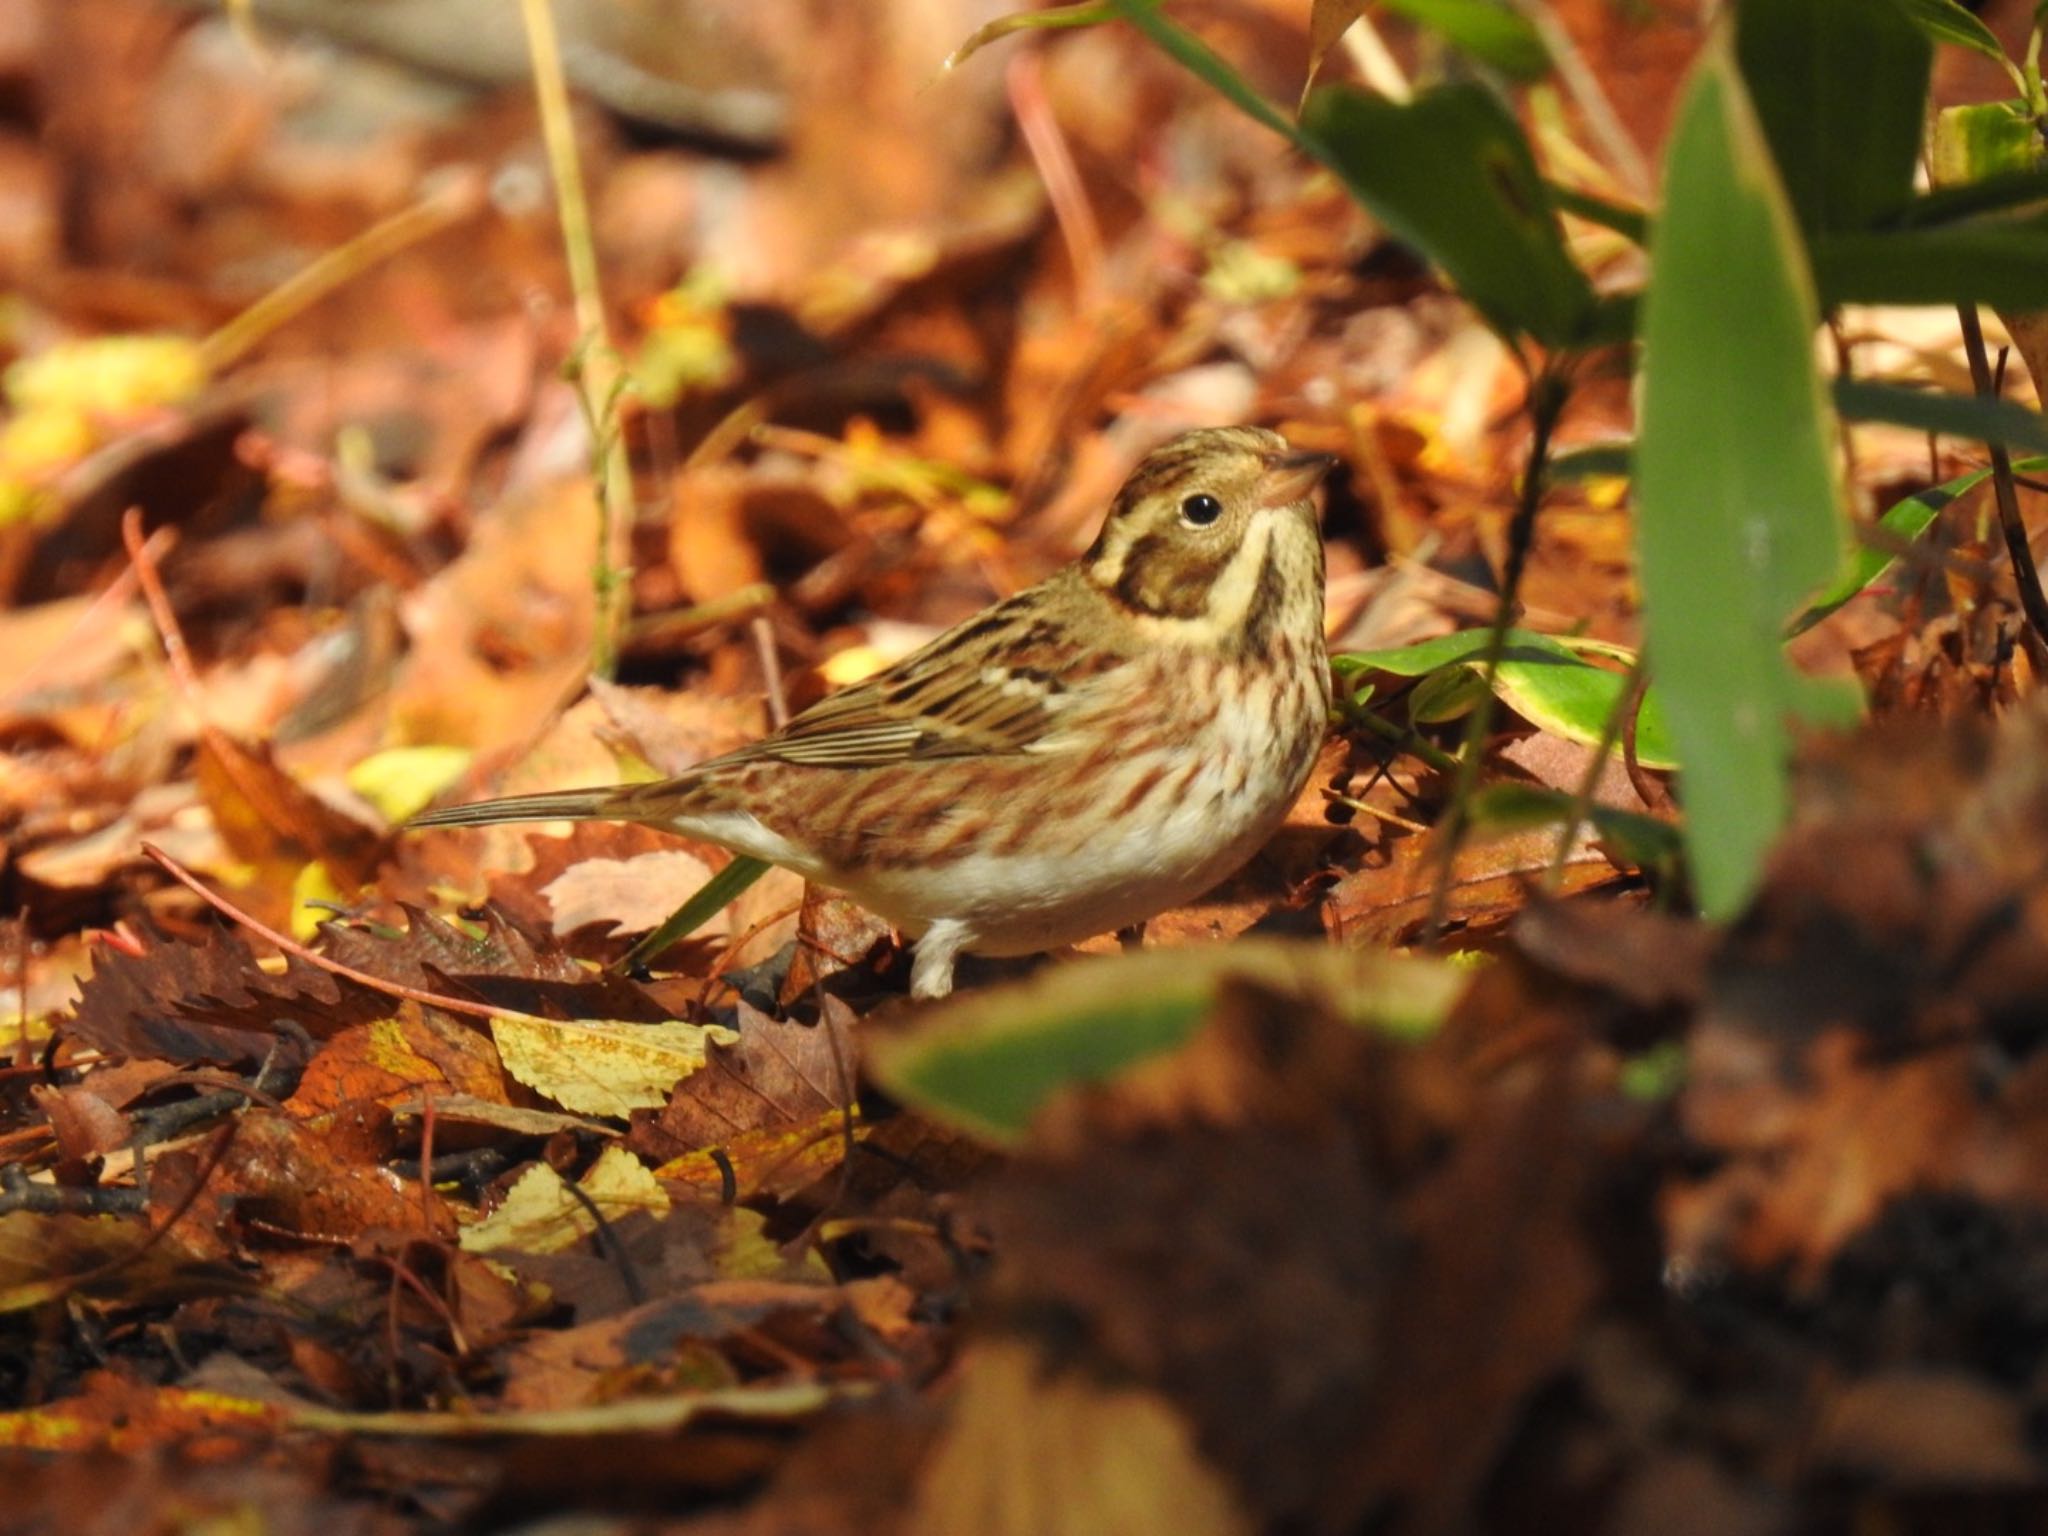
(411, 427, 1334, 997)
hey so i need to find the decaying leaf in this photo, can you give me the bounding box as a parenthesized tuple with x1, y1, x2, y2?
(907, 1339, 1253, 1536)
(65, 925, 394, 1066)
(459, 1145, 670, 1256)
(490, 1014, 739, 1118)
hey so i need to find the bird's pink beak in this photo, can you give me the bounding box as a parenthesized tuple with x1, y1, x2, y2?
(1255, 449, 1338, 510)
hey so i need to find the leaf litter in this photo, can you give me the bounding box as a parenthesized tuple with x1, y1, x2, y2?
(2, 2, 2048, 1531)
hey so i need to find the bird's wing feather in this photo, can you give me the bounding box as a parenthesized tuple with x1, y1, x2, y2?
(724, 584, 1109, 769)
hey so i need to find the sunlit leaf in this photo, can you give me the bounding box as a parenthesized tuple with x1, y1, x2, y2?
(1334, 629, 1680, 769)
(1305, 0, 1369, 101)
(1790, 455, 2048, 633)
(1636, 38, 1858, 919)
(490, 1014, 739, 1117)
(1931, 102, 2045, 188)
(458, 1145, 669, 1256)
(347, 745, 474, 825)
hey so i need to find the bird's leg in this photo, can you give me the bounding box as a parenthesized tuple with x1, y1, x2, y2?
(909, 919, 970, 1000)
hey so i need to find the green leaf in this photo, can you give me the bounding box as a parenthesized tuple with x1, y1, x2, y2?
(614, 855, 772, 975)
(1300, 83, 1596, 344)
(1109, 0, 1310, 149)
(1333, 629, 1680, 769)
(867, 945, 1466, 1145)
(1380, 0, 1551, 79)
(1895, 167, 2048, 227)
(1636, 38, 1854, 919)
(1813, 216, 2048, 310)
(940, 1, 1117, 72)
(1549, 442, 1633, 480)
(1791, 461, 1993, 635)
(1549, 184, 1651, 244)
(1834, 380, 2048, 455)
(1897, 0, 2013, 62)
(1734, 0, 1931, 236)
(1931, 102, 2047, 187)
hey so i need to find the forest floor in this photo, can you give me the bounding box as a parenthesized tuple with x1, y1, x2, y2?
(3, 2, 2048, 1532)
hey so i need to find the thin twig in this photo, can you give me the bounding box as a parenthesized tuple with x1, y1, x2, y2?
(122, 509, 319, 855)
(1322, 788, 1432, 836)
(1511, 0, 1650, 199)
(558, 1176, 645, 1306)
(752, 615, 791, 729)
(1423, 372, 1571, 941)
(1544, 650, 1649, 890)
(5, 527, 172, 708)
(1008, 51, 1105, 309)
(199, 174, 484, 372)
(1958, 304, 2048, 647)
(141, 843, 502, 1022)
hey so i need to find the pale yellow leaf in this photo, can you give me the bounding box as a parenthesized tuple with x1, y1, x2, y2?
(458, 1145, 669, 1255)
(490, 1015, 738, 1117)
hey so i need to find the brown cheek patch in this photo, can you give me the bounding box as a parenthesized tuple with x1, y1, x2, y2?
(1111, 532, 1227, 620)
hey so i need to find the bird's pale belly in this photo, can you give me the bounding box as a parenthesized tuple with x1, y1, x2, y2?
(836, 720, 1325, 955)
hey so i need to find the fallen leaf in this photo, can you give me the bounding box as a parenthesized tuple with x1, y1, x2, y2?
(459, 1145, 670, 1256)
(491, 1014, 738, 1118)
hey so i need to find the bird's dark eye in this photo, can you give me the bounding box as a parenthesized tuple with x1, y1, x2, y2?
(1180, 493, 1223, 527)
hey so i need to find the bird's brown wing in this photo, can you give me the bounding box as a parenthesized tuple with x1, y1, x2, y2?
(723, 584, 1107, 769)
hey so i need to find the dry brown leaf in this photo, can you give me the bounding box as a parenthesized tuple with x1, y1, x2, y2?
(907, 1339, 1253, 1536)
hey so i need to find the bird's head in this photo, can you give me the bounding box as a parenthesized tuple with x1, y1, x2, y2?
(1082, 427, 1334, 634)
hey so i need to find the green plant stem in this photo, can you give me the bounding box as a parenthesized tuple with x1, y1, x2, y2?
(1957, 303, 2048, 648)
(1543, 647, 1649, 891)
(614, 856, 774, 977)
(1344, 705, 1462, 775)
(518, 0, 635, 680)
(1422, 370, 1570, 942)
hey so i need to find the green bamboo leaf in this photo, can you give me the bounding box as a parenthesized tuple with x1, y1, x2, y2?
(1636, 37, 1858, 919)
(1300, 83, 1595, 344)
(1815, 216, 2048, 310)
(1734, 0, 1930, 237)
(1465, 783, 1683, 869)
(1109, 0, 1310, 149)
(1834, 380, 2048, 454)
(1897, 0, 2013, 63)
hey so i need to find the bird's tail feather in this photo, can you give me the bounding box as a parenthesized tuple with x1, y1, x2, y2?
(408, 788, 630, 830)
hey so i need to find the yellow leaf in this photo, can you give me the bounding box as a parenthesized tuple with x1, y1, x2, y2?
(458, 1145, 669, 1255)
(289, 859, 350, 942)
(347, 744, 474, 824)
(6, 335, 208, 417)
(490, 1015, 739, 1117)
